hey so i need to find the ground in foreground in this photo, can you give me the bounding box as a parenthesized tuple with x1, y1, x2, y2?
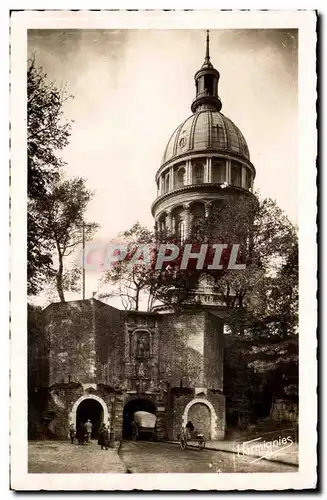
(29, 440, 297, 474)
(28, 440, 125, 473)
(119, 441, 297, 473)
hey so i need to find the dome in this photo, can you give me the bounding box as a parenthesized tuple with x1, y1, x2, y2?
(161, 110, 250, 166)
(152, 31, 256, 240)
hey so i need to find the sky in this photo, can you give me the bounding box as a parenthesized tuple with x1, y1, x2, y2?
(28, 29, 298, 304)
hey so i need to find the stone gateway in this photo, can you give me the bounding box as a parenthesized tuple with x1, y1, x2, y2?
(30, 300, 225, 441)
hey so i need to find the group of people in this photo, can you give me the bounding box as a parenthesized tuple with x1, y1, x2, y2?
(68, 420, 111, 449)
(69, 419, 93, 445)
(68, 419, 195, 447)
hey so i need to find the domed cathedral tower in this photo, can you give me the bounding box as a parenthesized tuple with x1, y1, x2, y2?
(151, 31, 257, 310)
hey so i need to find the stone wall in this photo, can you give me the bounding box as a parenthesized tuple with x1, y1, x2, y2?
(158, 310, 224, 391)
(28, 304, 49, 389)
(42, 384, 118, 440)
(204, 312, 224, 390)
(43, 300, 97, 385)
(158, 311, 206, 387)
(47, 384, 84, 439)
(94, 300, 124, 387)
(270, 399, 298, 423)
(43, 299, 129, 388)
(169, 388, 195, 440)
(208, 390, 226, 439)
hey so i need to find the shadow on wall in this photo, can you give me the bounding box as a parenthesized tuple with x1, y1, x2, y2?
(28, 389, 51, 440)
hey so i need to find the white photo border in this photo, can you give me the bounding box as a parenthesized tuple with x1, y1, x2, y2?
(10, 9, 317, 491)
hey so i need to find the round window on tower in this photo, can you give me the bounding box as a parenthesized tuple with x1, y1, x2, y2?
(179, 137, 186, 148)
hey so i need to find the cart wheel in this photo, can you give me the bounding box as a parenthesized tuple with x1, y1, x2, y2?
(199, 438, 206, 450)
(180, 435, 187, 450)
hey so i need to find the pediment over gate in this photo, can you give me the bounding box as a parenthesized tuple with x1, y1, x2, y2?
(83, 383, 97, 394)
(86, 388, 97, 395)
(195, 387, 208, 398)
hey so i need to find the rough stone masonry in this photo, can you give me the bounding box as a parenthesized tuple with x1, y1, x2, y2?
(29, 298, 225, 442)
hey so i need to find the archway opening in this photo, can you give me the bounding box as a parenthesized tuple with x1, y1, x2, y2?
(191, 202, 205, 240)
(188, 403, 211, 440)
(76, 398, 103, 439)
(123, 398, 156, 440)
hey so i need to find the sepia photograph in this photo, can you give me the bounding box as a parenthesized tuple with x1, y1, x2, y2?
(10, 9, 317, 491)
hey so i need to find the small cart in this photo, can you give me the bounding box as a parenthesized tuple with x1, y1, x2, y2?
(131, 411, 157, 441)
(180, 428, 206, 450)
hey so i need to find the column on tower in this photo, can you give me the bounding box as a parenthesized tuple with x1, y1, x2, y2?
(183, 203, 192, 238)
(154, 217, 159, 234)
(171, 210, 176, 234)
(204, 158, 209, 183)
(207, 157, 212, 183)
(166, 209, 173, 234)
(241, 165, 246, 189)
(186, 161, 192, 185)
(227, 160, 231, 184)
(169, 166, 175, 191)
(204, 201, 212, 218)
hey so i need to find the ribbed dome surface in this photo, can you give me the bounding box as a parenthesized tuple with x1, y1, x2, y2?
(162, 111, 250, 165)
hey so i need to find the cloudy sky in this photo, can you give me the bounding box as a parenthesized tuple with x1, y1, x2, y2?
(28, 29, 298, 303)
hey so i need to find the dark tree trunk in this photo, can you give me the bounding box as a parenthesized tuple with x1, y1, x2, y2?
(56, 248, 65, 302)
(135, 287, 140, 311)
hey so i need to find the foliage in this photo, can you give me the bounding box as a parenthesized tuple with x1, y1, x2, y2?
(100, 223, 200, 311)
(27, 57, 73, 295)
(196, 193, 297, 307)
(224, 340, 262, 425)
(33, 177, 99, 302)
(42, 262, 83, 304)
(223, 210, 298, 420)
(99, 223, 154, 310)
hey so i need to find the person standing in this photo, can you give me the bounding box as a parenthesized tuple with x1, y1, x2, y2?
(98, 423, 109, 450)
(103, 424, 110, 450)
(77, 422, 86, 445)
(185, 420, 195, 440)
(84, 419, 93, 442)
(69, 423, 76, 444)
(98, 423, 105, 449)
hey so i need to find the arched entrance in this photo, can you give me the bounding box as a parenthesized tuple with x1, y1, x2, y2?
(76, 399, 103, 439)
(70, 395, 109, 440)
(123, 398, 156, 440)
(188, 403, 211, 439)
(182, 398, 218, 440)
